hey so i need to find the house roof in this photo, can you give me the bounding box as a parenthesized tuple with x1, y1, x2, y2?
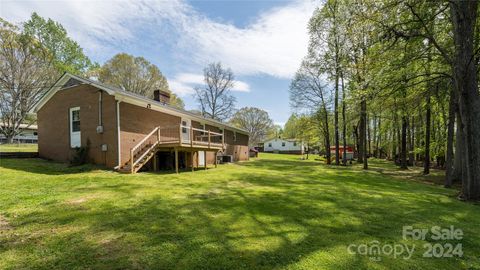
(263, 138, 301, 143)
(33, 73, 249, 135)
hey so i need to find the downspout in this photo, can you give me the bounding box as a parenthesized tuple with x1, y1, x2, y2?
(115, 100, 121, 169)
(98, 91, 103, 126)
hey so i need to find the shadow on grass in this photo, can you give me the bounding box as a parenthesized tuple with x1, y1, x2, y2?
(2, 157, 480, 269)
(0, 158, 105, 175)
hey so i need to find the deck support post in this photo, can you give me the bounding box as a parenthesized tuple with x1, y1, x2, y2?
(191, 150, 194, 172)
(196, 151, 199, 169)
(153, 153, 158, 172)
(204, 150, 207, 170)
(175, 148, 179, 174)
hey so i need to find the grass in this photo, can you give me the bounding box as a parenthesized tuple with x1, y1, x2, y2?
(0, 153, 479, 269)
(0, 144, 38, 152)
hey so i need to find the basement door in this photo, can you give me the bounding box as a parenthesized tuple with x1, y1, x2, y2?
(198, 151, 205, 166)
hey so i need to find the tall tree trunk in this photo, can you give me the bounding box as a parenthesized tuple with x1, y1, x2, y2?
(341, 72, 347, 165)
(424, 92, 431, 175)
(358, 106, 365, 164)
(376, 117, 381, 158)
(324, 110, 331, 165)
(409, 116, 415, 166)
(334, 69, 340, 165)
(401, 116, 408, 169)
(450, 0, 480, 200)
(452, 112, 463, 182)
(361, 99, 368, 169)
(372, 115, 377, 157)
(445, 89, 457, 187)
(367, 115, 371, 156)
(354, 124, 360, 162)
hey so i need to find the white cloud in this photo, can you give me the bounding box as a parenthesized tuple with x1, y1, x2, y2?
(169, 72, 250, 96)
(1, 0, 317, 78)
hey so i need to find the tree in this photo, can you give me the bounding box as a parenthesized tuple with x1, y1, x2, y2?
(283, 114, 300, 139)
(23, 12, 94, 74)
(0, 19, 58, 143)
(290, 58, 332, 164)
(98, 53, 184, 109)
(229, 107, 274, 146)
(310, 0, 347, 165)
(169, 95, 185, 109)
(195, 62, 236, 121)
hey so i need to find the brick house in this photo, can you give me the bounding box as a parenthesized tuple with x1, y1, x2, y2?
(33, 73, 249, 173)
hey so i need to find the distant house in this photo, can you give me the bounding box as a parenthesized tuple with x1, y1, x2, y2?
(263, 138, 305, 154)
(32, 73, 249, 173)
(0, 124, 38, 144)
(330, 146, 354, 160)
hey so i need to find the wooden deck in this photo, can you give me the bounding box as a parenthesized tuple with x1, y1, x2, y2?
(119, 125, 224, 173)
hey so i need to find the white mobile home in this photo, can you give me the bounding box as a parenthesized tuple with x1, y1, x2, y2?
(263, 138, 304, 154)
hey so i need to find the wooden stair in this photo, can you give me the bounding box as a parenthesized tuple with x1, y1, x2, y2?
(118, 143, 156, 173)
(118, 126, 161, 174)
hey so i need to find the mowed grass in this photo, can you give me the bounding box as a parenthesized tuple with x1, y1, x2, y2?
(0, 144, 38, 152)
(0, 153, 479, 269)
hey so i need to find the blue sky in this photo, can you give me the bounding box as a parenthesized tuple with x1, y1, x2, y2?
(1, 0, 319, 126)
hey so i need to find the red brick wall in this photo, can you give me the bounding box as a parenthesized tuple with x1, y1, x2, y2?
(223, 129, 249, 161)
(37, 85, 118, 167)
(119, 102, 181, 165)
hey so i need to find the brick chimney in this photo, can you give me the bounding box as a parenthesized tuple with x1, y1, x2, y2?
(153, 90, 171, 104)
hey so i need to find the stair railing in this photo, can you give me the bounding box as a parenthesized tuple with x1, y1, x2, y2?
(129, 126, 160, 173)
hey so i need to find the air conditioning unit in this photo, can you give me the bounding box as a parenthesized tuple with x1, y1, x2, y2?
(221, 155, 233, 163)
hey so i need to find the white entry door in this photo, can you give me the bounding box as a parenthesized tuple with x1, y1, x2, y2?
(198, 151, 205, 166)
(70, 107, 81, 148)
(181, 119, 191, 143)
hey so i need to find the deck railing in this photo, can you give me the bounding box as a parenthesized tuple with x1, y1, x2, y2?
(155, 125, 223, 147)
(127, 124, 224, 172)
(130, 126, 160, 173)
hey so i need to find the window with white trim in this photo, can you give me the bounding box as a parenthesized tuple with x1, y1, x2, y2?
(70, 107, 81, 148)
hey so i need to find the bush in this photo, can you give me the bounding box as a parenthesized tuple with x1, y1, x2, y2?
(70, 140, 90, 166)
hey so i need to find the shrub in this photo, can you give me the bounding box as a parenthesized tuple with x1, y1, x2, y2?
(70, 139, 90, 166)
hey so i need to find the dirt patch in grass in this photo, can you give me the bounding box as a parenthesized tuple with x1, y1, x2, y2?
(0, 214, 12, 230)
(190, 188, 224, 199)
(64, 194, 101, 206)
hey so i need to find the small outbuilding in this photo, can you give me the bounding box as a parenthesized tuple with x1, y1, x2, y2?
(262, 138, 305, 154)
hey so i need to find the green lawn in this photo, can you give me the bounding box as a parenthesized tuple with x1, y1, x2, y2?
(0, 153, 479, 269)
(0, 144, 38, 152)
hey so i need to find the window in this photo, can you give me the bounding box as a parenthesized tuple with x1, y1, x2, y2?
(71, 110, 80, 132)
(293, 142, 297, 146)
(268, 143, 272, 147)
(282, 142, 286, 147)
(33, 132, 38, 136)
(69, 107, 81, 148)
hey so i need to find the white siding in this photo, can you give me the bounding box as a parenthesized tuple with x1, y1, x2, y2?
(264, 139, 304, 153)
